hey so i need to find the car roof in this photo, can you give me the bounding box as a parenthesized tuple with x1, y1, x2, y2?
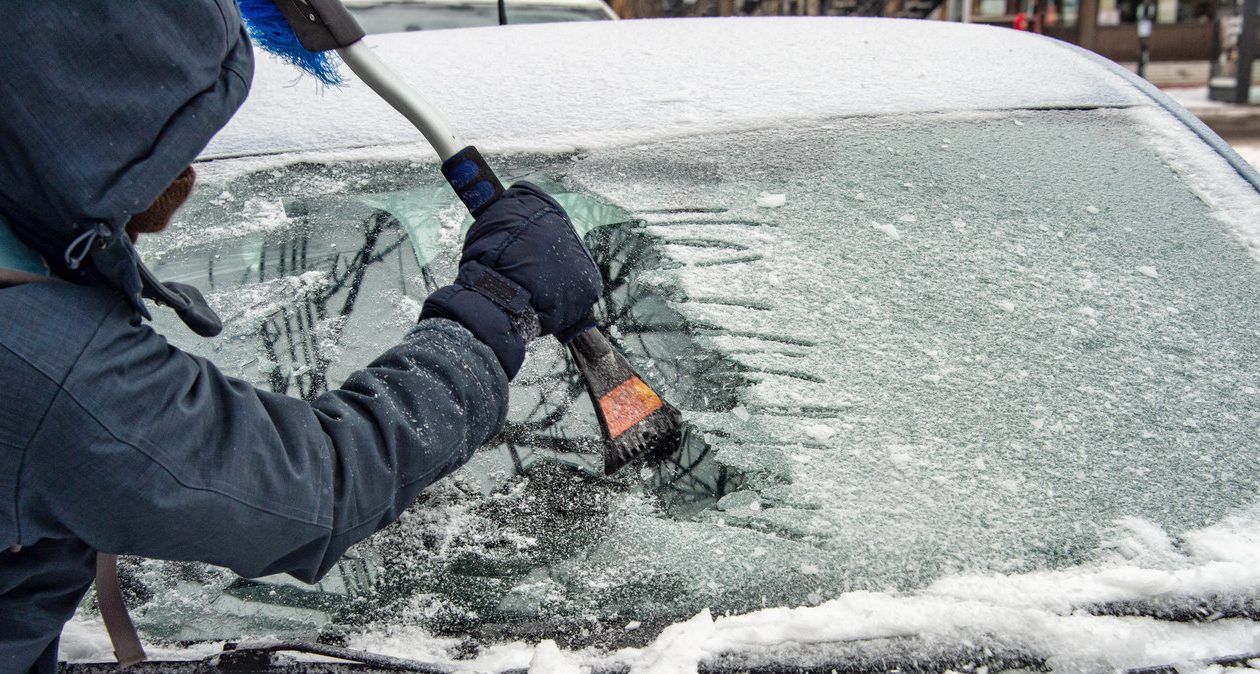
(203, 17, 1150, 162)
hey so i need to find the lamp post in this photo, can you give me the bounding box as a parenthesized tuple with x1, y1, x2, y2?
(1136, 0, 1154, 78)
(1237, 0, 1259, 103)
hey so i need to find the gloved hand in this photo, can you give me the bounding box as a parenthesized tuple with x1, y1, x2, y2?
(420, 182, 602, 379)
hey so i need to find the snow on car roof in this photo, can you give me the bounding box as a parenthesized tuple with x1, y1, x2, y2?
(203, 17, 1148, 162)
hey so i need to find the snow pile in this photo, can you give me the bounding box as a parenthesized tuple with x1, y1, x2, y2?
(628, 610, 716, 673)
(75, 501, 1260, 668)
(528, 640, 582, 674)
(335, 506, 1260, 670)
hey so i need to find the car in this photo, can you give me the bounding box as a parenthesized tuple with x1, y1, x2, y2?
(344, 0, 616, 33)
(58, 16, 1260, 673)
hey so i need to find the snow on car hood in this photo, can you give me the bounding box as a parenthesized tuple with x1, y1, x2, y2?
(203, 17, 1147, 162)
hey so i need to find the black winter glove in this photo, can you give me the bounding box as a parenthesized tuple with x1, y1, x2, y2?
(420, 182, 602, 379)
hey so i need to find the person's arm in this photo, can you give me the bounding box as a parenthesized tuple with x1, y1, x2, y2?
(19, 306, 505, 583)
(16, 182, 597, 583)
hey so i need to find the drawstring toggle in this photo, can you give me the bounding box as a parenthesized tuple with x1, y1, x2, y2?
(64, 223, 110, 271)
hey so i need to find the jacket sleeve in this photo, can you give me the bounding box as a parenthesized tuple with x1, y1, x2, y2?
(17, 302, 508, 583)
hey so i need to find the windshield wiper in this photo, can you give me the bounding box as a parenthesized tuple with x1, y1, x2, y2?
(56, 638, 1260, 674)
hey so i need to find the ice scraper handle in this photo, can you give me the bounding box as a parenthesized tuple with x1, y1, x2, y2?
(441, 146, 506, 217)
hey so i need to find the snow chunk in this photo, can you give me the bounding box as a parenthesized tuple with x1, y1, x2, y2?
(755, 192, 787, 208)
(803, 423, 837, 442)
(630, 609, 714, 674)
(871, 222, 901, 240)
(995, 300, 1016, 313)
(888, 445, 916, 471)
(1136, 265, 1159, 279)
(529, 640, 581, 674)
(717, 490, 762, 511)
(386, 290, 423, 325)
(1085, 205, 1101, 215)
(731, 405, 751, 422)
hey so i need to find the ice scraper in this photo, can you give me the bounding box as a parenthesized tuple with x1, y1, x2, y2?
(238, 0, 681, 475)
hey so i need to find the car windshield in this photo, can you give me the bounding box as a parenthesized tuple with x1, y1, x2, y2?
(126, 106, 1260, 667)
(348, 2, 609, 32)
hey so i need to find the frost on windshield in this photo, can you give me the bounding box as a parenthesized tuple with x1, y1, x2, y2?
(124, 108, 1260, 660)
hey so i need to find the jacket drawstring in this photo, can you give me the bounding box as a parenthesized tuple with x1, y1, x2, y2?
(64, 224, 108, 270)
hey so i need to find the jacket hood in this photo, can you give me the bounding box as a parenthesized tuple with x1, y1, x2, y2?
(0, 1, 253, 332)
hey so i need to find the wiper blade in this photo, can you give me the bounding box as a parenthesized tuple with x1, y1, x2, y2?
(61, 640, 517, 674)
(56, 639, 1260, 674)
(1122, 651, 1260, 674)
(224, 640, 463, 672)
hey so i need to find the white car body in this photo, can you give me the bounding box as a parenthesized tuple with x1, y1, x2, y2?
(342, 0, 617, 34)
(65, 18, 1260, 673)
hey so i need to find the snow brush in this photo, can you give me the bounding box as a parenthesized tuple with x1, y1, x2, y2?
(239, 0, 682, 475)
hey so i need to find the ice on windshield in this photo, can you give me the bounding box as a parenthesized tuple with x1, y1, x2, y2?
(116, 107, 1260, 669)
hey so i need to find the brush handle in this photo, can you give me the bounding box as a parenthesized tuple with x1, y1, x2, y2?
(336, 41, 464, 159)
(338, 43, 503, 216)
(440, 146, 506, 218)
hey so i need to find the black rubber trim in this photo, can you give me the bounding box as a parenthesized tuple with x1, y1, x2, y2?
(273, 0, 366, 52)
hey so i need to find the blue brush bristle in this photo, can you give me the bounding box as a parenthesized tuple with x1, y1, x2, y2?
(237, 0, 345, 86)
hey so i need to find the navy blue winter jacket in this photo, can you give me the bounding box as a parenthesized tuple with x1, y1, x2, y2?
(0, 3, 508, 671)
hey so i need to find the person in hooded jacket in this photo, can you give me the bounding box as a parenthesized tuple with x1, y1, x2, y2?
(0, 3, 602, 672)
